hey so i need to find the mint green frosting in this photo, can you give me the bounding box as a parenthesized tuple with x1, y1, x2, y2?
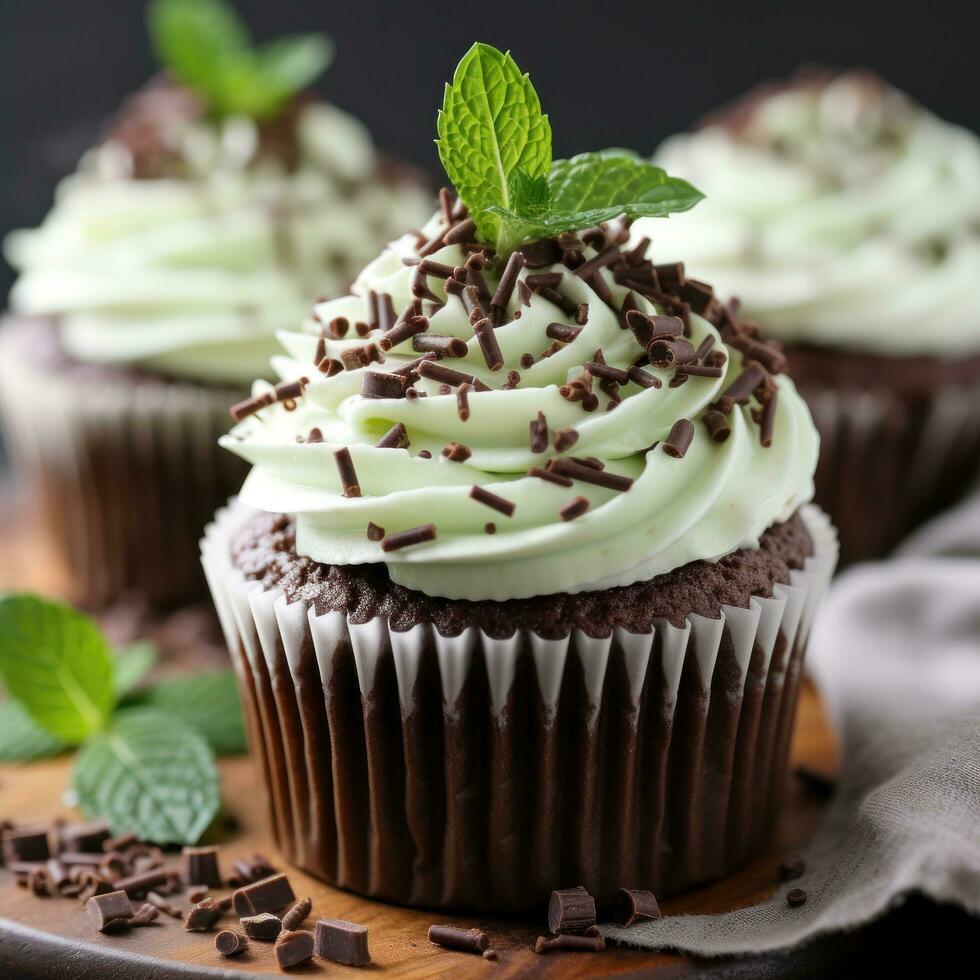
(5, 103, 431, 385)
(634, 74, 980, 356)
(221, 215, 818, 601)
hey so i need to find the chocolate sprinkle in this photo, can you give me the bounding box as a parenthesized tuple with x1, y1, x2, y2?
(412, 334, 468, 357)
(627, 365, 662, 389)
(546, 322, 583, 343)
(375, 422, 409, 449)
(663, 419, 695, 458)
(528, 466, 573, 487)
(491, 251, 525, 316)
(367, 522, 385, 542)
(704, 409, 732, 443)
(333, 448, 361, 498)
(530, 411, 549, 453)
(456, 382, 471, 421)
(469, 485, 516, 517)
(560, 497, 590, 521)
(380, 524, 436, 552)
(549, 458, 633, 491)
(362, 371, 409, 400)
(442, 442, 472, 462)
(473, 317, 504, 371)
(535, 934, 606, 954)
(428, 925, 489, 954)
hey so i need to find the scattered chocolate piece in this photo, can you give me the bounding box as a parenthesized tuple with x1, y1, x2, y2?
(545, 322, 583, 343)
(759, 389, 778, 447)
(362, 370, 409, 400)
(560, 497, 590, 521)
(281, 896, 313, 932)
(27, 866, 52, 897)
(794, 766, 836, 799)
(470, 485, 516, 517)
(613, 888, 662, 927)
(723, 361, 767, 404)
(340, 344, 383, 371)
(485, 522, 496, 534)
(627, 365, 662, 389)
(483, 948, 499, 961)
(535, 934, 605, 954)
(182, 845, 222, 889)
(574, 244, 622, 281)
(131, 902, 160, 926)
(58, 851, 105, 868)
(241, 912, 283, 941)
(187, 886, 209, 904)
(549, 458, 633, 491)
(380, 524, 437, 553)
(315, 917, 372, 966)
(779, 856, 806, 882)
(473, 317, 504, 372)
(675, 362, 723, 378)
(663, 419, 695, 459)
(77, 870, 115, 902)
(528, 466, 573, 487)
(275, 929, 315, 969)
(146, 890, 182, 919)
(530, 411, 549, 453)
(456, 382, 471, 422)
(233, 873, 295, 917)
(786, 887, 807, 908)
(412, 334, 468, 358)
(428, 924, 490, 954)
(367, 522, 385, 542)
(229, 392, 273, 422)
(376, 422, 409, 450)
(649, 338, 696, 369)
(553, 428, 580, 453)
(102, 833, 137, 854)
(185, 897, 222, 932)
(333, 447, 361, 498)
(704, 409, 732, 443)
(490, 251, 525, 314)
(519, 239, 561, 268)
(85, 890, 134, 933)
(215, 929, 248, 957)
(548, 885, 597, 934)
(444, 217, 477, 245)
(318, 356, 344, 376)
(418, 360, 491, 391)
(61, 820, 111, 854)
(3, 825, 51, 863)
(586, 360, 630, 384)
(442, 442, 472, 462)
(113, 868, 175, 898)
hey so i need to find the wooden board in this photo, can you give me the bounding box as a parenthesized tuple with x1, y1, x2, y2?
(0, 493, 839, 977)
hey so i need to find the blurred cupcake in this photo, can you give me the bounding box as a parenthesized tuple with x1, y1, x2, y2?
(0, 0, 430, 608)
(630, 70, 980, 564)
(202, 44, 836, 912)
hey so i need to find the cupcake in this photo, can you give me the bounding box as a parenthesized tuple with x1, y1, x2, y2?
(631, 70, 980, 564)
(0, 0, 430, 608)
(203, 43, 837, 912)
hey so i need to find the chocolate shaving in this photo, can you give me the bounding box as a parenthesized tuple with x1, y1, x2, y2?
(675, 362, 724, 378)
(574, 245, 621, 280)
(663, 419, 695, 458)
(649, 338, 696, 369)
(375, 422, 408, 449)
(627, 365, 662, 389)
(362, 371, 409, 399)
(704, 409, 731, 443)
(229, 392, 273, 422)
(473, 317, 503, 371)
(333, 448, 361, 497)
(546, 322, 583, 343)
(586, 360, 630, 384)
(759, 389, 778, 447)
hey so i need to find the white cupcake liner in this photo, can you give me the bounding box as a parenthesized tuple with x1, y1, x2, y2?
(0, 318, 247, 607)
(803, 379, 980, 565)
(202, 497, 837, 912)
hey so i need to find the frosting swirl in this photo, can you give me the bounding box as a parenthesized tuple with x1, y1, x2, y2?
(5, 94, 431, 385)
(632, 72, 980, 356)
(221, 209, 818, 601)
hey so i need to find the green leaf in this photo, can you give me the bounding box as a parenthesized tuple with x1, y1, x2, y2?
(436, 43, 552, 246)
(148, 0, 249, 94)
(0, 594, 116, 743)
(114, 642, 158, 697)
(0, 698, 67, 763)
(487, 152, 704, 250)
(130, 670, 247, 756)
(72, 707, 219, 845)
(148, 0, 331, 121)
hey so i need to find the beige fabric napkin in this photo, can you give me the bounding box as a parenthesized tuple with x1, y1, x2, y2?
(601, 496, 980, 955)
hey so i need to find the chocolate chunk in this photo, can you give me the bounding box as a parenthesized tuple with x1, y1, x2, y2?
(187, 886, 209, 904)
(779, 856, 806, 881)
(60, 820, 111, 854)
(362, 370, 409, 399)
(233, 872, 295, 917)
(441, 441, 472, 462)
(366, 522, 385, 542)
(181, 845, 222, 888)
(131, 902, 160, 926)
(275, 928, 315, 968)
(518, 239, 561, 268)
(184, 897, 222, 932)
(663, 419, 695, 459)
(417, 360, 492, 391)
(85, 890, 134, 933)
(215, 929, 248, 956)
(314, 917, 371, 966)
(3, 825, 51, 863)
(428, 924, 489, 954)
(281, 896, 312, 931)
(535, 933, 606, 953)
(241, 912, 284, 941)
(548, 885, 597, 934)
(613, 888, 661, 927)
(786, 887, 807, 908)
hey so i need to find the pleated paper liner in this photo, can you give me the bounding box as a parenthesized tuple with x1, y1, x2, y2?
(803, 379, 980, 566)
(0, 319, 247, 608)
(202, 499, 838, 913)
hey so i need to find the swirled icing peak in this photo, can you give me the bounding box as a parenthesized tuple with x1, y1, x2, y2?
(633, 71, 980, 356)
(221, 202, 818, 600)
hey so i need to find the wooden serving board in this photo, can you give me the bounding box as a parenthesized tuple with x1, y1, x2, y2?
(0, 493, 839, 977)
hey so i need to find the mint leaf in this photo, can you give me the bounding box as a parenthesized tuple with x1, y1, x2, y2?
(148, 0, 331, 120)
(0, 698, 67, 763)
(72, 707, 219, 845)
(0, 595, 115, 743)
(114, 642, 157, 697)
(130, 670, 247, 756)
(487, 152, 704, 248)
(437, 43, 552, 246)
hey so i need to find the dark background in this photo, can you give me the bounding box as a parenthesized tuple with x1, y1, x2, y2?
(1, 0, 977, 303)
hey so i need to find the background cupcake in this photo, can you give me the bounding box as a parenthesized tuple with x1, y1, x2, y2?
(0, 0, 430, 609)
(203, 44, 837, 911)
(632, 71, 980, 565)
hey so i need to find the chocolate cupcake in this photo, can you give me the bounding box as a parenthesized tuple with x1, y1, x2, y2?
(632, 70, 980, 564)
(203, 43, 837, 912)
(0, 4, 429, 608)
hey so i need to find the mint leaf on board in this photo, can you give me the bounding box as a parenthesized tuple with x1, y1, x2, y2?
(0, 595, 115, 743)
(0, 698, 67, 763)
(437, 43, 552, 247)
(487, 152, 705, 250)
(129, 670, 247, 756)
(148, 0, 332, 120)
(114, 642, 157, 698)
(72, 707, 219, 846)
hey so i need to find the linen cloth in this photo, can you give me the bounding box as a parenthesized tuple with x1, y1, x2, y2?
(602, 496, 980, 955)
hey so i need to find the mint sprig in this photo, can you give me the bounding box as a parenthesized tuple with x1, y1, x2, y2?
(148, 0, 333, 120)
(436, 44, 704, 254)
(0, 594, 245, 843)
